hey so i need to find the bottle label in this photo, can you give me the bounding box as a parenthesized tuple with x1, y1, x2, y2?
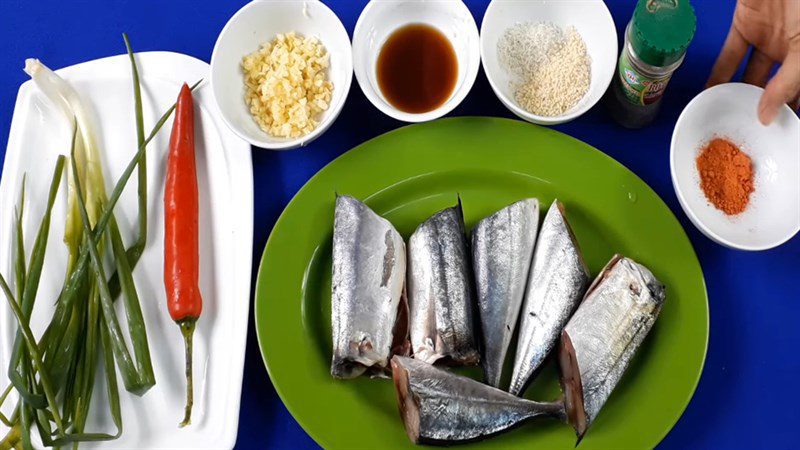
(618, 51, 672, 105)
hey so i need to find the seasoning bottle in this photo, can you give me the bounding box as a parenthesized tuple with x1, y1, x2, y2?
(606, 0, 696, 129)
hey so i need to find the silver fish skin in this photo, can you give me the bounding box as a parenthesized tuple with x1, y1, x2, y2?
(331, 195, 407, 379)
(509, 200, 590, 396)
(391, 356, 564, 445)
(408, 201, 479, 365)
(558, 255, 666, 442)
(472, 198, 539, 388)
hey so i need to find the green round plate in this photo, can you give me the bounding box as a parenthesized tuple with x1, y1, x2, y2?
(255, 117, 708, 449)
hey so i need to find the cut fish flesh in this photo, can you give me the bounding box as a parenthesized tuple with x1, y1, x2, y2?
(472, 198, 539, 388)
(331, 195, 408, 379)
(558, 255, 665, 442)
(407, 201, 479, 365)
(509, 200, 590, 396)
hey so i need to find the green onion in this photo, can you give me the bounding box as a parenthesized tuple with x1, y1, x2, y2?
(0, 385, 13, 427)
(18, 400, 32, 450)
(123, 33, 148, 265)
(13, 176, 26, 304)
(23, 59, 104, 271)
(0, 159, 67, 435)
(68, 126, 151, 393)
(7, 158, 65, 409)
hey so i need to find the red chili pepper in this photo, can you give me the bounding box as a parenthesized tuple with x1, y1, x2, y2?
(164, 83, 202, 427)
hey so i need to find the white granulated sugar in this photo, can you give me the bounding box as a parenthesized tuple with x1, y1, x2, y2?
(497, 22, 591, 117)
(498, 22, 564, 80)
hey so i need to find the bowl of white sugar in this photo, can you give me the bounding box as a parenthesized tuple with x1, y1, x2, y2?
(480, 0, 617, 125)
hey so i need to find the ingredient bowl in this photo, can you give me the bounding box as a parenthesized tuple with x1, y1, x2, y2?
(671, 83, 800, 250)
(352, 0, 480, 123)
(480, 0, 617, 125)
(211, 0, 352, 150)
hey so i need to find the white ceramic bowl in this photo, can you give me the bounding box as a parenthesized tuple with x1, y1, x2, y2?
(210, 0, 353, 150)
(480, 0, 617, 125)
(352, 0, 480, 123)
(671, 83, 800, 251)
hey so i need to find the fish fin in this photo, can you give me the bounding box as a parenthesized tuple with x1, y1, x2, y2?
(455, 195, 466, 222)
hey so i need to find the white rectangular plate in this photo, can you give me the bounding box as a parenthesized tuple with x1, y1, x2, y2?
(0, 52, 252, 449)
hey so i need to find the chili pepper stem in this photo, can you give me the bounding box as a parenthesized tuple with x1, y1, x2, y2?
(178, 319, 196, 428)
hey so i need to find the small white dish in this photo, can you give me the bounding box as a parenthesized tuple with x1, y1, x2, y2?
(671, 83, 800, 251)
(210, 0, 353, 150)
(480, 0, 617, 125)
(352, 0, 480, 123)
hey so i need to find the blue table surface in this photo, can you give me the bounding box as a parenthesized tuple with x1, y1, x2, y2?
(1, 0, 798, 449)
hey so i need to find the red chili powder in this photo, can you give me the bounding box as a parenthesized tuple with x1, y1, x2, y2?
(695, 138, 754, 215)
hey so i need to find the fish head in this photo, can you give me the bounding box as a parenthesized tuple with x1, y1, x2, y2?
(390, 356, 422, 444)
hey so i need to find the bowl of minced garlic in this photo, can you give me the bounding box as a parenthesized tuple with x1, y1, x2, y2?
(210, 0, 352, 149)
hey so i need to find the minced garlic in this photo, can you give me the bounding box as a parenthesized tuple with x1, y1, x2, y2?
(242, 32, 333, 139)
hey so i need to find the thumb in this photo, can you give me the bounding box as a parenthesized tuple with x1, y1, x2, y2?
(758, 49, 800, 125)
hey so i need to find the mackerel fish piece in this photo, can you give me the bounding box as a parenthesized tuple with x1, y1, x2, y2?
(331, 195, 407, 379)
(558, 255, 666, 442)
(472, 198, 539, 388)
(509, 200, 590, 396)
(391, 356, 564, 445)
(407, 201, 479, 365)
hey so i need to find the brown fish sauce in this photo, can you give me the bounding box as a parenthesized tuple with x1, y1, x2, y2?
(377, 23, 458, 114)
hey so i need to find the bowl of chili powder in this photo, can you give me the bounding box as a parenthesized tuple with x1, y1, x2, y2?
(671, 83, 800, 250)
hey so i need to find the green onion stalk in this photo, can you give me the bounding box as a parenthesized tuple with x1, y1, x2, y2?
(0, 35, 199, 449)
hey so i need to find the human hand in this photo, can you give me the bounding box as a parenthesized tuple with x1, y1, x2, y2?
(706, 0, 800, 125)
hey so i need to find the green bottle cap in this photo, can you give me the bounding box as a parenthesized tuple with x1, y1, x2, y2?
(630, 0, 696, 67)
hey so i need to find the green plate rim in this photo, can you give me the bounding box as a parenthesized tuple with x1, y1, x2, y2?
(254, 116, 709, 448)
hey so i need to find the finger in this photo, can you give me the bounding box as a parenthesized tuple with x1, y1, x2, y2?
(758, 52, 800, 124)
(743, 49, 774, 87)
(791, 84, 800, 110)
(707, 25, 749, 88)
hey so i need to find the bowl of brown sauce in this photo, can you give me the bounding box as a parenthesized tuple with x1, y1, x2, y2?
(352, 0, 480, 122)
